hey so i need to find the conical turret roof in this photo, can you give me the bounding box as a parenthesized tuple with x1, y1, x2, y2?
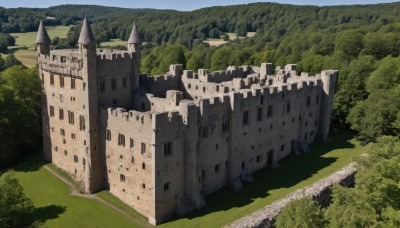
(128, 22, 141, 44)
(78, 17, 96, 45)
(35, 20, 51, 44)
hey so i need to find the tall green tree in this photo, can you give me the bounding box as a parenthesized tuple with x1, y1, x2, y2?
(0, 172, 34, 228)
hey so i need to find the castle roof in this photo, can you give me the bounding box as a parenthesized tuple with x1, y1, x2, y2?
(78, 17, 96, 45)
(35, 20, 51, 45)
(128, 22, 141, 44)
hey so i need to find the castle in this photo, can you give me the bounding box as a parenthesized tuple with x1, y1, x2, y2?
(37, 18, 338, 225)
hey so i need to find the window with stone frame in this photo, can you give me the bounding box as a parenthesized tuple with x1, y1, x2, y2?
(130, 138, 134, 148)
(141, 143, 146, 154)
(68, 111, 74, 124)
(73, 155, 78, 163)
(164, 142, 172, 156)
(106, 130, 111, 141)
(267, 105, 273, 117)
(59, 108, 64, 120)
(50, 74, 54, 85)
(60, 75, 64, 88)
(164, 182, 170, 191)
(71, 78, 76, 89)
(79, 115, 85, 131)
(111, 78, 116, 90)
(243, 110, 249, 125)
(120, 174, 126, 182)
(49, 106, 54, 117)
(257, 107, 263, 121)
(100, 80, 105, 93)
(118, 134, 125, 146)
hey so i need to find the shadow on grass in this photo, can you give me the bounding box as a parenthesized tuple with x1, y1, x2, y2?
(164, 129, 356, 224)
(29, 205, 66, 225)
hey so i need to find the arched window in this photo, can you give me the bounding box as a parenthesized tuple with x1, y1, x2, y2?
(79, 115, 86, 131)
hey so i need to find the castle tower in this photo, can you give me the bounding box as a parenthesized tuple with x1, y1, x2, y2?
(318, 70, 338, 142)
(35, 20, 51, 55)
(78, 17, 103, 193)
(128, 22, 141, 88)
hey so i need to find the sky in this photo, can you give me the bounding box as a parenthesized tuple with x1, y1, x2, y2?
(0, 0, 396, 11)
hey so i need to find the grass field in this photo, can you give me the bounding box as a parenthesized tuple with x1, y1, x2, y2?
(7, 25, 70, 67)
(205, 32, 257, 46)
(100, 39, 128, 47)
(7, 129, 361, 227)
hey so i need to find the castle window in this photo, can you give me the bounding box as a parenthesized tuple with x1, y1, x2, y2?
(216, 144, 218, 150)
(83, 158, 85, 166)
(123, 77, 127, 88)
(270, 124, 273, 130)
(316, 95, 319, 104)
(71, 133, 76, 139)
(68, 111, 74, 124)
(142, 163, 146, 169)
(242, 162, 245, 170)
(120, 155, 123, 159)
(202, 170, 205, 177)
(141, 143, 146, 154)
(215, 164, 220, 173)
(260, 95, 264, 104)
(257, 155, 261, 162)
(49, 106, 54, 117)
(142, 183, 145, 189)
(60, 128, 65, 136)
(164, 142, 172, 156)
(257, 108, 262, 121)
(100, 80, 105, 93)
(267, 105, 273, 117)
(79, 115, 85, 131)
(131, 156, 134, 163)
(60, 75, 64, 88)
(120, 174, 126, 182)
(203, 87, 206, 93)
(216, 86, 219, 92)
(306, 96, 311, 107)
(111, 78, 116, 90)
(281, 144, 285, 152)
(305, 132, 308, 140)
(106, 130, 111, 141)
(222, 119, 229, 133)
(187, 84, 191, 89)
(83, 82, 86, 91)
(164, 182, 170, 191)
(59, 109, 64, 120)
(118, 134, 125, 147)
(50, 74, 54, 85)
(130, 138, 134, 148)
(71, 79, 76, 89)
(202, 126, 208, 138)
(243, 111, 249, 125)
(61, 56, 66, 63)
(74, 155, 78, 163)
(310, 130, 314, 136)
(287, 103, 291, 113)
(268, 79, 273, 85)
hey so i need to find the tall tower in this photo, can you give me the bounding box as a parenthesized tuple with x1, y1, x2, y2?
(35, 20, 51, 55)
(318, 70, 338, 142)
(78, 17, 103, 193)
(128, 22, 142, 88)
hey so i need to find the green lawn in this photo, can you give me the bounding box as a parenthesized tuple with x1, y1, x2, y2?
(100, 39, 128, 47)
(10, 156, 149, 228)
(7, 129, 361, 227)
(160, 129, 362, 228)
(7, 25, 70, 67)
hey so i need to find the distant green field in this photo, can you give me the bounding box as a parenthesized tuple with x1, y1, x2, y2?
(100, 39, 128, 47)
(7, 129, 362, 228)
(8, 25, 70, 67)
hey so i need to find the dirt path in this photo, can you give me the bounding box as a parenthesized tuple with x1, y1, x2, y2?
(43, 165, 151, 227)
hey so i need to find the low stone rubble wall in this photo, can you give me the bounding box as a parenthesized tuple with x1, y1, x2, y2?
(225, 163, 356, 228)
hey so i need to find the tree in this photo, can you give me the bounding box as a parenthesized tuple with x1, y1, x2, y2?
(347, 89, 399, 143)
(0, 172, 34, 228)
(0, 66, 41, 166)
(335, 30, 364, 60)
(275, 196, 326, 228)
(210, 46, 233, 71)
(4, 54, 22, 69)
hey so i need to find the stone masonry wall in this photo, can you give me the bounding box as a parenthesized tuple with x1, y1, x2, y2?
(225, 163, 356, 228)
